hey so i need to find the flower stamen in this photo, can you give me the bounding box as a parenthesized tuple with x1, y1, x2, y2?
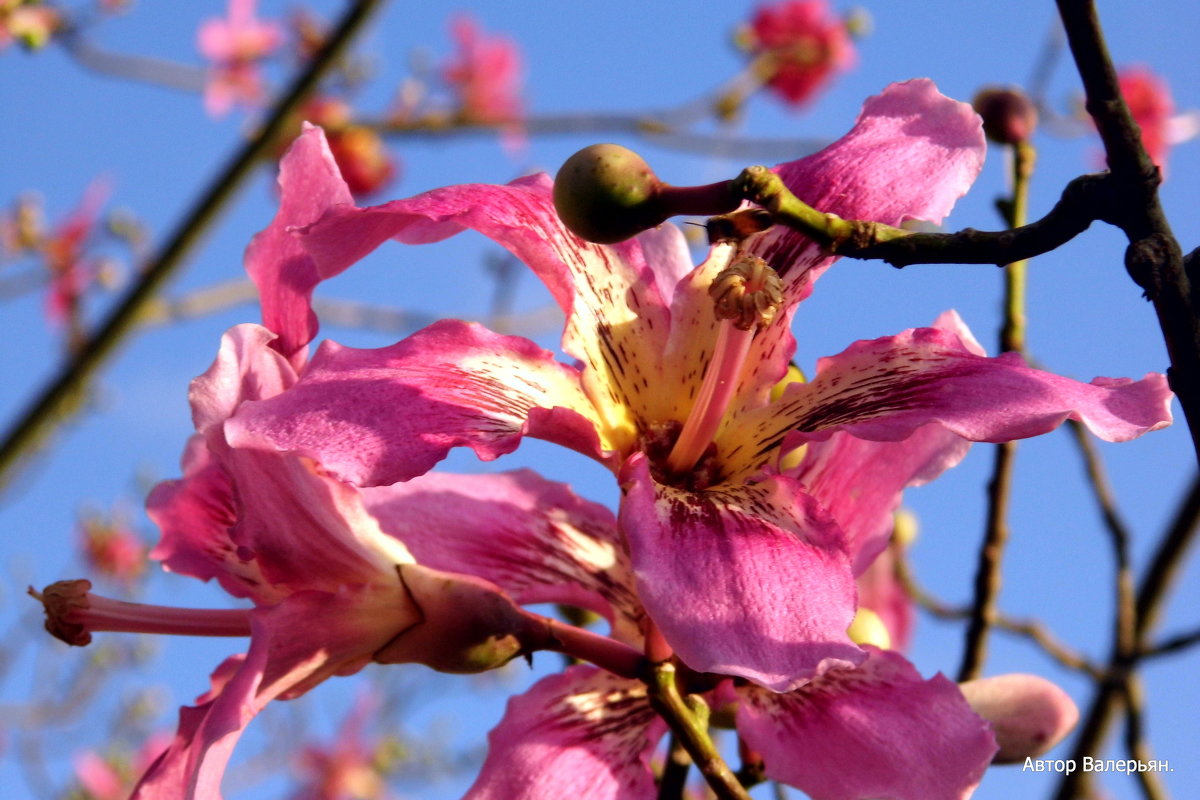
(29, 579, 253, 647)
(665, 255, 783, 475)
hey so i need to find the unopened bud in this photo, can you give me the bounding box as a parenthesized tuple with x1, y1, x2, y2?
(973, 87, 1039, 146)
(959, 673, 1079, 763)
(553, 144, 739, 244)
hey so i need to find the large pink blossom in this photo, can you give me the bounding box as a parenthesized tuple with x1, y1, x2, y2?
(225, 81, 1171, 695)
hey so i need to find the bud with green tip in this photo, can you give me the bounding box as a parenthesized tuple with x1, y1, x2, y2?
(553, 143, 741, 244)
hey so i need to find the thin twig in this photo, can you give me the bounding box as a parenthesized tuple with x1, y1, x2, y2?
(1054, 470, 1200, 800)
(1121, 676, 1168, 800)
(644, 661, 750, 800)
(957, 139, 1035, 683)
(1141, 626, 1200, 659)
(893, 551, 1101, 678)
(0, 0, 388, 493)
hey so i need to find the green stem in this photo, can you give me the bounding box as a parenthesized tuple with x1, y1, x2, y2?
(645, 661, 750, 800)
(957, 139, 1035, 683)
(0, 0, 387, 493)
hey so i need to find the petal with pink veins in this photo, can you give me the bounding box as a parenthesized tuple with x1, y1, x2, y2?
(296, 173, 676, 440)
(364, 469, 644, 644)
(720, 324, 1172, 481)
(227, 319, 609, 486)
(464, 666, 662, 800)
(733, 648, 997, 800)
(620, 454, 862, 691)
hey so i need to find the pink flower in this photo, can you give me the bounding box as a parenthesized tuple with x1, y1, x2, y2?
(741, 0, 854, 107)
(226, 80, 1171, 697)
(289, 693, 388, 800)
(1118, 65, 1174, 171)
(78, 510, 147, 587)
(197, 0, 283, 117)
(457, 464, 999, 800)
(0, 1, 62, 50)
(442, 14, 523, 124)
(74, 734, 171, 800)
(42, 180, 109, 329)
(31, 133, 645, 798)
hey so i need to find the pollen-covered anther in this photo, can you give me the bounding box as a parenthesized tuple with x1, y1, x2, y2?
(709, 254, 784, 331)
(28, 579, 94, 647)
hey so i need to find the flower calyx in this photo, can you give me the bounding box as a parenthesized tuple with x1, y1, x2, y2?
(375, 565, 544, 674)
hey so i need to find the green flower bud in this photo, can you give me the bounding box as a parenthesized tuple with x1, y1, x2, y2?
(553, 144, 668, 244)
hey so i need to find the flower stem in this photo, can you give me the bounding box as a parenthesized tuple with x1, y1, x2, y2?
(536, 615, 646, 680)
(957, 139, 1035, 683)
(645, 661, 751, 800)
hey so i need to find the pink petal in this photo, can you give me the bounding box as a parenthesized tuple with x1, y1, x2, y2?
(188, 324, 296, 453)
(721, 323, 1173, 480)
(364, 469, 644, 643)
(297, 173, 675, 440)
(792, 425, 969, 573)
(227, 319, 608, 486)
(146, 436, 278, 604)
(959, 673, 1079, 763)
(751, 78, 986, 305)
(244, 126, 354, 363)
(133, 588, 414, 800)
(733, 648, 997, 800)
(464, 666, 661, 800)
(619, 454, 862, 691)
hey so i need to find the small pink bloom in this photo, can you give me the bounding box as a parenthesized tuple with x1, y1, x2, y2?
(41, 180, 109, 328)
(78, 510, 147, 587)
(197, 0, 283, 116)
(1118, 65, 1174, 170)
(442, 15, 524, 124)
(0, 2, 62, 50)
(290, 693, 388, 800)
(743, 0, 854, 107)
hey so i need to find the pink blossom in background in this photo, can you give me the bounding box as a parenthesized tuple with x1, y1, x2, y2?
(197, 0, 283, 116)
(1118, 65, 1174, 171)
(290, 693, 388, 800)
(74, 733, 171, 800)
(442, 14, 523, 123)
(298, 98, 398, 197)
(78, 510, 147, 587)
(0, 1, 62, 50)
(741, 0, 854, 107)
(230, 81, 1171, 696)
(42, 180, 109, 329)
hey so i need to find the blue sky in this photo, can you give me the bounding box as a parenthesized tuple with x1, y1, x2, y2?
(2, 1, 1198, 798)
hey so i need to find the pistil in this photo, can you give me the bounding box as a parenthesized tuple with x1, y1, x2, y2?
(30, 579, 253, 646)
(666, 254, 783, 475)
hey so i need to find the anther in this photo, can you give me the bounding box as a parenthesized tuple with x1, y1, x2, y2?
(709, 254, 784, 331)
